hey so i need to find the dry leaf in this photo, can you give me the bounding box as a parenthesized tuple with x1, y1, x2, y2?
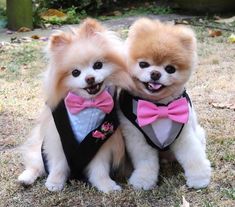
(228, 34, 235, 43)
(215, 16, 235, 24)
(214, 15, 221, 20)
(182, 20, 189, 24)
(17, 27, 31, 32)
(31, 35, 40, 40)
(40, 9, 66, 18)
(6, 30, 13, 35)
(39, 36, 49, 42)
(0, 66, 6, 71)
(180, 196, 190, 207)
(199, 18, 204, 23)
(210, 102, 235, 110)
(21, 37, 32, 43)
(113, 11, 122, 16)
(40, 9, 67, 21)
(208, 29, 222, 37)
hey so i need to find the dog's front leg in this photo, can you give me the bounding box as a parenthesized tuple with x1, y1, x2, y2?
(171, 120, 211, 189)
(87, 130, 123, 193)
(43, 119, 70, 191)
(120, 115, 159, 190)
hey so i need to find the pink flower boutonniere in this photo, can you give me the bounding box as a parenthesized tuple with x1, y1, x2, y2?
(92, 122, 114, 139)
(92, 130, 106, 139)
(101, 122, 114, 133)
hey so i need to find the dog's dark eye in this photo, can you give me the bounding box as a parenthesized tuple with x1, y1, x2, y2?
(72, 69, 81, 77)
(93, 61, 103, 70)
(165, 65, 176, 74)
(139, 61, 150, 69)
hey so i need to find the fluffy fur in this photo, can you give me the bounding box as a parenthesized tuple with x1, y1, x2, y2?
(18, 18, 130, 193)
(119, 18, 211, 190)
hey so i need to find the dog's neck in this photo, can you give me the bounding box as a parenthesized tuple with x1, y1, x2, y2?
(156, 86, 185, 105)
(132, 85, 186, 105)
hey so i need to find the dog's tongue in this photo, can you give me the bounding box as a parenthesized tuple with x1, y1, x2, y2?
(148, 82, 162, 90)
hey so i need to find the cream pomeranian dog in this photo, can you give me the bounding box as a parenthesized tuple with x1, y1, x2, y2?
(18, 18, 131, 193)
(118, 18, 211, 190)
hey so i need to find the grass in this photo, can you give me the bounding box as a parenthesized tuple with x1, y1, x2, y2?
(99, 5, 172, 21)
(0, 19, 235, 207)
(33, 2, 172, 26)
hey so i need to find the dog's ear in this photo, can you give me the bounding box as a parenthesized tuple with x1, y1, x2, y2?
(49, 31, 72, 50)
(79, 18, 105, 38)
(177, 26, 197, 51)
(128, 18, 155, 39)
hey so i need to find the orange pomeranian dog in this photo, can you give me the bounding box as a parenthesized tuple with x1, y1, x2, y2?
(18, 18, 130, 193)
(119, 18, 211, 190)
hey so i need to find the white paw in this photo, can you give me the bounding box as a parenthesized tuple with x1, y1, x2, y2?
(186, 176, 211, 189)
(18, 170, 37, 185)
(129, 170, 157, 190)
(45, 180, 64, 192)
(186, 164, 211, 189)
(95, 179, 122, 193)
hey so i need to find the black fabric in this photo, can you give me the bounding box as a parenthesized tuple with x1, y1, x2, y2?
(42, 97, 119, 180)
(119, 90, 191, 151)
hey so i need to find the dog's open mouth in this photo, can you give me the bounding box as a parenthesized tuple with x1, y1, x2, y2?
(143, 82, 165, 93)
(84, 82, 103, 95)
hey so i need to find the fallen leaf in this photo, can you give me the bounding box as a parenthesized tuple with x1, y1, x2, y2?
(182, 20, 189, 24)
(215, 16, 235, 24)
(31, 35, 40, 39)
(41, 9, 66, 18)
(10, 37, 21, 43)
(6, 30, 13, 35)
(39, 36, 49, 42)
(17, 27, 31, 32)
(113, 11, 122, 16)
(44, 23, 51, 28)
(199, 18, 204, 23)
(228, 34, 235, 43)
(180, 196, 190, 207)
(214, 15, 221, 20)
(208, 29, 222, 37)
(40, 9, 67, 21)
(21, 37, 32, 43)
(210, 102, 235, 110)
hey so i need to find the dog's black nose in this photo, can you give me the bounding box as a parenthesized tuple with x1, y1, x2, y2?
(85, 76, 95, 85)
(150, 71, 161, 81)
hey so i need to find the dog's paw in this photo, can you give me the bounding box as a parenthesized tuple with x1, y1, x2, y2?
(186, 176, 211, 189)
(186, 164, 211, 189)
(129, 170, 157, 190)
(45, 181, 64, 192)
(95, 179, 122, 193)
(18, 170, 37, 185)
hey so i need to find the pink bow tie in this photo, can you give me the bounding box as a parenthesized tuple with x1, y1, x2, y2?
(137, 98, 189, 127)
(65, 91, 114, 114)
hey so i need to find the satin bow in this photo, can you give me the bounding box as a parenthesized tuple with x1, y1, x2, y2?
(65, 91, 114, 114)
(137, 98, 189, 127)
